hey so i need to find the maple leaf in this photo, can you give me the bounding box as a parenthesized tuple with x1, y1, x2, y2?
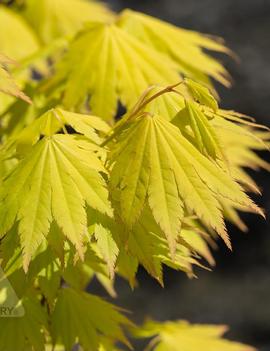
(126, 206, 204, 282)
(51, 288, 131, 351)
(0, 109, 112, 270)
(109, 105, 262, 254)
(0, 3, 268, 351)
(212, 113, 270, 181)
(22, 0, 114, 43)
(0, 294, 47, 351)
(134, 83, 269, 230)
(45, 22, 179, 120)
(118, 9, 231, 87)
(2, 107, 110, 158)
(134, 320, 255, 351)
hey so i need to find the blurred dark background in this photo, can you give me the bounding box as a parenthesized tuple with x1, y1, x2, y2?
(95, 1, 270, 350)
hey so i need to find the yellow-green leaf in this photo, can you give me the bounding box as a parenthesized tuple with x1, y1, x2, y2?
(23, 0, 114, 43)
(173, 100, 224, 159)
(118, 9, 231, 87)
(110, 111, 261, 251)
(46, 22, 179, 120)
(51, 288, 131, 351)
(0, 134, 112, 269)
(134, 320, 255, 351)
(0, 54, 31, 103)
(0, 6, 39, 61)
(185, 78, 218, 111)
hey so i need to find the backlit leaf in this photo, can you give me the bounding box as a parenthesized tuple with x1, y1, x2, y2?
(51, 288, 131, 351)
(135, 320, 255, 351)
(110, 109, 261, 252)
(46, 22, 179, 120)
(118, 9, 231, 87)
(23, 0, 114, 43)
(0, 6, 39, 61)
(0, 132, 112, 270)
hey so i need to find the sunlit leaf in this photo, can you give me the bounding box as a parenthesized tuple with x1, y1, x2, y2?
(134, 320, 255, 351)
(0, 6, 39, 61)
(23, 0, 114, 43)
(51, 288, 131, 351)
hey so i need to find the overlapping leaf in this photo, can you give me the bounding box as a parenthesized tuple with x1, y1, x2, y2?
(126, 207, 204, 282)
(110, 106, 262, 253)
(0, 294, 47, 351)
(173, 99, 224, 160)
(118, 9, 231, 87)
(23, 0, 114, 43)
(185, 78, 218, 111)
(86, 205, 215, 284)
(144, 84, 269, 232)
(51, 288, 131, 351)
(0, 109, 112, 270)
(0, 4, 268, 351)
(45, 22, 180, 120)
(212, 114, 270, 182)
(2, 107, 110, 156)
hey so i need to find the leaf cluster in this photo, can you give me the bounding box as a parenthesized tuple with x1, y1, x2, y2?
(0, 1, 268, 350)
